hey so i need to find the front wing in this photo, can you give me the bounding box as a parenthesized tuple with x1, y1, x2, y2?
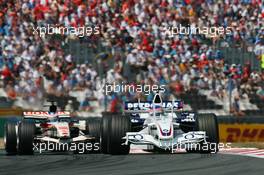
(123, 131, 207, 150)
(34, 135, 95, 143)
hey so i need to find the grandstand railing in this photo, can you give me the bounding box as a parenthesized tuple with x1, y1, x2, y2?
(215, 39, 260, 71)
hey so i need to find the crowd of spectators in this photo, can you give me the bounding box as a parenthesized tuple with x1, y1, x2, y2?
(0, 0, 264, 114)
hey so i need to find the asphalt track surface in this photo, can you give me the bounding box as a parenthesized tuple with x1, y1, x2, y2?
(0, 150, 263, 175)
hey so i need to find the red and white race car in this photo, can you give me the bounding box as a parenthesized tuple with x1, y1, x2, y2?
(4, 103, 101, 155)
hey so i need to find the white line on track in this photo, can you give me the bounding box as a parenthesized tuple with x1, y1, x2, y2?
(130, 147, 264, 159)
(221, 148, 264, 159)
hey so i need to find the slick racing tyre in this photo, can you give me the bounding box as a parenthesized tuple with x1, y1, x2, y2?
(4, 122, 17, 155)
(85, 117, 101, 153)
(18, 121, 36, 155)
(108, 114, 131, 155)
(86, 117, 101, 140)
(101, 114, 112, 154)
(186, 113, 219, 153)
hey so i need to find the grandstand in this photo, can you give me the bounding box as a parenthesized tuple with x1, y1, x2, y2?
(0, 0, 263, 117)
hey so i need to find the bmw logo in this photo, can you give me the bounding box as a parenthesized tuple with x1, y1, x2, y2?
(134, 134, 143, 140)
(162, 129, 169, 133)
(184, 134, 195, 139)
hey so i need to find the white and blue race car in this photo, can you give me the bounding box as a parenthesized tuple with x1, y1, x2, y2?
(101, 92, 219, 155)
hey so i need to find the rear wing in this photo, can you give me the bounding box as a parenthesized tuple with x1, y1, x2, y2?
(23, 111, 71, 119)
(124, 101, 183, 113)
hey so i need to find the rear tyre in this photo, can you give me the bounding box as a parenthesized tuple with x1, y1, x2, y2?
(4, 122, 17, 155)
(18, 121, 36, 155)
(186, 113, 219, 153)
(108, 115, 131, 155)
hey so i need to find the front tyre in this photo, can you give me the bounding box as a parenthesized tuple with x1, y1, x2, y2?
(86, 118, 101, 153)
(101, 114, 112, 154)
(108, 115, 131, 155)
(186, 113, 219, 153)
(86, 118, 101, 141)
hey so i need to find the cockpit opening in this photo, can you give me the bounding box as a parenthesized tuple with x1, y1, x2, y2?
(154, 94, 161, 103)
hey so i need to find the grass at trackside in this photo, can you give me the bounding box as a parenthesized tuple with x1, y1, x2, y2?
(230, 142, 264, 149)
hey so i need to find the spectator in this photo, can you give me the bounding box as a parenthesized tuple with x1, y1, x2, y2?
(231, 95, 245, 117)
(256, 86, 264, 100)
(0, 0, 263, 114)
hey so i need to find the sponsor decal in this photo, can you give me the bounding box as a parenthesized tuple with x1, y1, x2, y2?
(125, 101, 183, 110)
(162, 129, 169, 133)
(134, 134, 144, 140)
(184, 133, 195, 140)
(23, 111, 70, 116)
(219, 124, 264, 142)
(180, 113, 195, 122)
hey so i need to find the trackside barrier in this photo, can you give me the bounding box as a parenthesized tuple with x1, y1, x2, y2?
(0, 108, 22, 116)
(0, 117, 21, 137)
(217, 116, 264, 124)
(0, 108, 22, 137)
(219, 124, 264, 142)
(218, 116, 264, 142)
(0, 118, 7, 137)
